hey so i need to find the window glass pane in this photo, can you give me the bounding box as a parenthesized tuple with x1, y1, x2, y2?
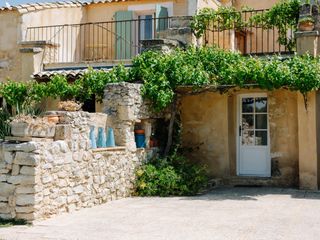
(255, 114, 267, 130)
(242, 114, 254, 130)
(255, 97, 267, 113)
(242, 98, 254, 113)
(255, 131, 268, 146)
(242, 130, 254, 146)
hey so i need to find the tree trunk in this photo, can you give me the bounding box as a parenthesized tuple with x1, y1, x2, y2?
(164, 100, 177, 156)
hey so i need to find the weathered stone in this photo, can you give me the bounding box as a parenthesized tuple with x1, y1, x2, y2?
(7, 175, 35, 185)
(73, 185, 84, 194)
(3, 142, 38, 153)
(11, 164, 20, 176)
(16, 206, 35, 213)
(13, 152, 40, 166)
(16, 185, 35, 194)
(0, 182, 15, 196)
(16, 194, 35, 206)
(20, 166, 35, 176)
(54, 124, 72, 141)
(0, 175, 7, 182)
(42, 174, 53, 184)
(4, 151, 14, 164)
(16, 213, 35, 221)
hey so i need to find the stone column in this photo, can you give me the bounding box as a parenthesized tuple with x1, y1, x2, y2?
(296, 31, 320, 190)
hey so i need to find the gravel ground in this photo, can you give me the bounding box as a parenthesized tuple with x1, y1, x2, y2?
(1, 187, 320, 240)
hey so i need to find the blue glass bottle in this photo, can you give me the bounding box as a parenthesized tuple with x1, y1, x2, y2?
(89, 126, 97, 149)
(97, 127, 107, 148)
(106, 127, 115, 147)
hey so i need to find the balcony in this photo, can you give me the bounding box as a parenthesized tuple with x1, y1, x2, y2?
(24, 10, 294, 68)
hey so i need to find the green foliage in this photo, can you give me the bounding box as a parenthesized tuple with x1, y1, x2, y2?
(191, 0, 300, 50)
(0, 108, 11, 140)
(135, 153, 208, 196)
(2, 47, 320, 113)
(0, 218, 28, 228)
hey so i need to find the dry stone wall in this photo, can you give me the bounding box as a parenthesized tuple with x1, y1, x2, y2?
(0, 111, 151, 221)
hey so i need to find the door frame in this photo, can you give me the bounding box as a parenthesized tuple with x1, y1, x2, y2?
(236, 93, 271, 177)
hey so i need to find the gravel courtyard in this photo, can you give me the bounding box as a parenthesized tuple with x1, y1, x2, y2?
(1, 187, 320, 240)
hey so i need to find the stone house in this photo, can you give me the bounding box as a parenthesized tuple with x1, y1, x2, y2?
(0, 0, 319, 194)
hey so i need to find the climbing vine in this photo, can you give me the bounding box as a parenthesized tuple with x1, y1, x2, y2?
(191, 0, 300, 51)
(1, 46, 320, 112)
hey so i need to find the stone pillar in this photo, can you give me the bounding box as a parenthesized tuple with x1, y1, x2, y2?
(295, 26, 320, 190)
(19, 41, 58, 81)
(296, 31, 320, 57)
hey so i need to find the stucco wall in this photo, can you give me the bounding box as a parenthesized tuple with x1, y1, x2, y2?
(0, 11, 21, 82)
(180, 89, 299, 186)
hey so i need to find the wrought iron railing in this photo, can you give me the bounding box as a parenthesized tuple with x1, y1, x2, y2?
(25, 16, 190, 64)
(203, 9, 295, 55)
(25, 11, 295, 64)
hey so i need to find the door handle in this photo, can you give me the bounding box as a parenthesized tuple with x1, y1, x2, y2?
(239, 125, 242, 136)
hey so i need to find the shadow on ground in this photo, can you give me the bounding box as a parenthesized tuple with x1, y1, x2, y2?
(181, 187, 320, 201)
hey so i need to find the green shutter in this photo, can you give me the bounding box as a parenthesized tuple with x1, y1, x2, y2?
(156, 5, 169, 32)
(115, 11, 133, 60)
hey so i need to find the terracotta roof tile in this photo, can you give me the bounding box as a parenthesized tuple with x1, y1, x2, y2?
(0, 0, 128, 13)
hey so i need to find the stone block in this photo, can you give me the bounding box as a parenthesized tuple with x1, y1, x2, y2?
(10, 122, 31, 137)
(16, 185, 35, 194)
(16, 213, 35, 221)
(20, 166, 35, 176)
(4, 151, 14, 164)
(54, 124, 72, 141)
(0, 182, 15, 196)
(7, 175, 35, 185)
(3, 142, 38, 153)
(16, 194, 35, 206)
(13, 152, 40, 166)
(15, 206, 35, 213)
(11, 164, 20, 176)
(0, 202, 10, 213)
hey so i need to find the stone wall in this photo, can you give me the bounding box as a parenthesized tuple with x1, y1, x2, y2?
(0, 110, 152, 221)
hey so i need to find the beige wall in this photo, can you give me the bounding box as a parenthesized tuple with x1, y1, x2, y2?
(233, 0, 280, 10)
(181, 89, 299, 186)
(0, 11, 21, 82)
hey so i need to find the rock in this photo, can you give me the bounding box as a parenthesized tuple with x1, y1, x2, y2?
(16, 206, 35, 213)
(4, 151, 14, 164)
(16, 194, 35, 206)
(16, 213, 35, 221)
(7, 175, 35, 185)
(20, 166, 35, 176)
(13, 152, 40, 166)
(54, 125, 72, 141)
(73, 185, 84, 194)
(0, 182, 15, 196)
(11, 164, 20, 176)
(3, 142, 38, 153)
(42, 175, 53, 184)
(16, 185, 35, 194)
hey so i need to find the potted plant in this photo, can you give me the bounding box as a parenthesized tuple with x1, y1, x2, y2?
(298, 16, 315, 31)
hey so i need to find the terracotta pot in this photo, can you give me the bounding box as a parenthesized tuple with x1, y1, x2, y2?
(135, 129, 145, 134)
(45, 115, 60, 124)
(298, 21, 315, 31)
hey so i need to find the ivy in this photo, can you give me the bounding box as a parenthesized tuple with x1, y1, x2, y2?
(191, 0, 300, 51)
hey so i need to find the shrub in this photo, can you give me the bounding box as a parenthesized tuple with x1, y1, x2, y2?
(135, 153, 208, 197)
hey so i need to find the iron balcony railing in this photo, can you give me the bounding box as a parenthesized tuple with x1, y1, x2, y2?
(25, 11, 295, 64)
(203, 9, 295, 55)
(25, 16, 191, 64)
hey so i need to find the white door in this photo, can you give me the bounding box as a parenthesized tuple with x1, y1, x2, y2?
(238, 94, 270, 177)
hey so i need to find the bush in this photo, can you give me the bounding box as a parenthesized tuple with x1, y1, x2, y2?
(135, 154, 208, 197)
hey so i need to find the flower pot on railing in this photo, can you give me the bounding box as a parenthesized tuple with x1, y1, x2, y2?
(298, 17, 315, 31)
